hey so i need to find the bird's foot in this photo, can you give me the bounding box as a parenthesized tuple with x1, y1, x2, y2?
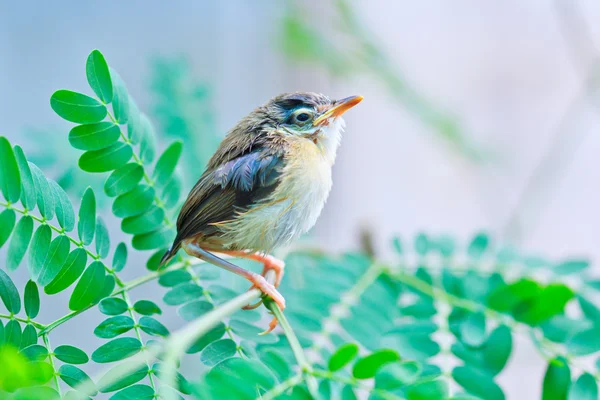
(259, 255, 285, 288)
(242, 273, 286, 333)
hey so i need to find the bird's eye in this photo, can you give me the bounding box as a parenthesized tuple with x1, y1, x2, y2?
(288, 109, 314, 126)
(296, 113, 310, 122)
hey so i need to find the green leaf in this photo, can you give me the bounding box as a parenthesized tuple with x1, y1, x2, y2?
(13, 146, 36, 210)
(44, 248, 87, 295)
(0, 137, 21, 203)
(0, 209, 16, 248)
(186, 323, 226, 354)
(112, 242, 127, 272)
(467, 232, 490, 258)
(132, 227, 174, 251)
(94, 316, 135, 339)
(112, 185, 155, 218)
(133, 300, 161, 316)
(406, 379, 449, 400)
(98, 364, 149, 393)
(126, 99, 142, 144)
(328, 343, 359, 372)
(554, 259, 589, 275)
(152, 141, 183, 188)
(99, 297, 128, 315)
(0, 269, 21, 314)
(352, 349, 400, 379)
(483, 325, 512, 375)
(59, 364, 97, 395)
(139, 114, 157, 163)
(109, 384, 155, 400)
(109, 68, 130, 124)
(7, 216, 33, 271)
(13, 386, 59, 400)
(77, 187, 96, 245)
(20, 344, 49, 362)
(94, 274, 116, 305)
(95, 217, 110, 259)
(162, 173, 182, 209)
(20, 323, 37, 349)
(164, 283, 204, 306)
(29, 163, 55, 220)
(487, 278, 541, 312)
(79, 142, 133, 173)
(121, 206, 165, 235)
(24, 280, 40, 319)
(54, 345, 89, 364)
(69, 261, 106, 311)
(4, 319, 21, 348)
(568, 373, 597, 400)
(542, 357, 571, 400)
(104, 163, 144, 197)
(28, 225, 51, 281)
(567, 327, 600, 356)
(178, 300, 213, 321)
(138, 316, 169, 337)
(146, 249, 166, 271)
(514, 284, 575, 326)
(578, 296, 600, 323)
(48, 180, 75, 232)
(452, 365, 505, 400)
(158, 270, 191, 287)
(92, 337, 142, 363)
(69, 122, 121, 151)
(375, 361, 421, 390)
(38, 235, 70, 286)
(200, 339, 237, 366)
(51, 90, 107, 124)
(86, 49, 113, 103)
(460, 312, 486, 348)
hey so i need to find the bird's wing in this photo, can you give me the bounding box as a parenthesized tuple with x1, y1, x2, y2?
(174, 146, 285, 247)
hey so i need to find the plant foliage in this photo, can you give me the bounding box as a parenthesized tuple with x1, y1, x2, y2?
(0, 49, 598, 400)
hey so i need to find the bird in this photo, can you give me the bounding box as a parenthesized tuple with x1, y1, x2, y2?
(160, 92, 363, 332)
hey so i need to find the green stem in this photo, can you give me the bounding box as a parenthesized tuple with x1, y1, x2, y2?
(267, 300, 319, 397)
(259, 374, 304, 400)
(42, 334, 62, 396)
(0, 314, 45, 330)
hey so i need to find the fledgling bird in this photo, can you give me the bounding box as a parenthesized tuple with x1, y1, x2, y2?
(161, 92, 363, 331)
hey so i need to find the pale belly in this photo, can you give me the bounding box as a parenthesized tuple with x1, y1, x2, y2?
(219, 140, 333, 252)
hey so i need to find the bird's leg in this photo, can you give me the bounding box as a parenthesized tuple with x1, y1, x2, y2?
(220, 251, 285, 288)
(181, 241, 286, 314)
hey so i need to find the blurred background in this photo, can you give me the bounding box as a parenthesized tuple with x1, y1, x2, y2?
(1, 1, 599, 398)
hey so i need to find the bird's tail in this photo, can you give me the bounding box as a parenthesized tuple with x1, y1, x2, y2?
(159, 242, 181, 268)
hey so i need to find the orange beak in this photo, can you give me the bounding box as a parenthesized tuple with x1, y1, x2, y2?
(314, 95, 363, 126)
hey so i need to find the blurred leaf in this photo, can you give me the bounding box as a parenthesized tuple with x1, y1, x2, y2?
(86, 49, 113, 104)
(29, 163, 55, 220)
(69, 122, 121, 151)
(554, 259, 589, 276)
(20, 324, 37, 349)
(54, 345, 89, 364)
(0, 209, 16, 249)
(99, 297, 128, 316)
(467, 232, 490, 258)
(104, 163, 144, 198)
(375, 361, 421, 390)
(94, 316, 135, 339)
(6, 216, 32, 271)
(132, 227, 174, 251)
(566, 327, 600, 356)
(328, 343, 359, 372)
(164, 283, 204, 306)
(69, 261, 105, 311)
(44, 248, 87, 295)
(138, 316, 169, 337)
(109, 68, 130, 124)
(483, 325, 512, 376)
(48, 180, 75, 232)
(92, 337, 142, 363)
(178, 300, 213, 321)
(79, 142, 133, 173)
(77, 187, 96, 245)
(109, 384, 155, 400)
(59, 364, 97, 395)
(133, 300, 161, 316)
(139, 114, 157, 163)
(406, 379, 449, 400)
(112, 242, 127, 272)
(568, 373, 597, 400)
(122, 206, 165, 235)
(13, 146, 36, 210)
(5, 320, 22, 348)
(158, 270, 191, 287)
(352, 349, 400, 379)
(95, 217, 110, 259)
(0, 269, 21, 314)
(24, 281, 40, 319)
(542, 357, 570, 400)
(452, 365, 504, 400)
(459, 312, 486, 348)
(513, 284, 574, 326)
(51, 90, 107, 124)
(112, 185, 155, 218)
(200, 339, 237, 366)
(0, 137, 21, 203)
(186, 323, 225, 354)
(28, 225, 51, 281)
(97, 364, 148, 393)
(38, 235, 70, 286)
(152, 141, 182, 189)
(20, 344, 49, 362)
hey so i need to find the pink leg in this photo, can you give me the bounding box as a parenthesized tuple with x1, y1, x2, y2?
(222, 251, 285, 288)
